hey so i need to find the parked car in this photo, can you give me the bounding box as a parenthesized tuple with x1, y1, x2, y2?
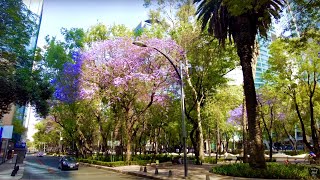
(58, 156, 79, 170)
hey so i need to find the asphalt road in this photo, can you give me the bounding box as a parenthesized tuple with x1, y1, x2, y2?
(21, 155, 148, 180)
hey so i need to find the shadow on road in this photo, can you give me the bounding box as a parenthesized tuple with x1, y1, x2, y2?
(21, 155, 73, 179)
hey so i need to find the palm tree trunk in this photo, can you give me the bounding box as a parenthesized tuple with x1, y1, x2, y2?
(242, 98, 249, 162)
(241, 46, 265, 168)
(232, 16, 265, 168)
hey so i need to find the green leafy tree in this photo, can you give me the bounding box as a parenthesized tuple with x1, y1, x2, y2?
(42, 36, 73, 79)
(265, 34, 320, 162)
(109, 24, 134, 37)
(256, 85, 286, 160)
(143, 0, 189, 28)
(0, 57, 15, 117)
(283, 0, 319, 37)
(181, 30, 238, 164)
(0, 0, 32, 116)
(204, 85, 243, 158)
(50, 102, 98, 157)
(0, 0, 36, 62)
(12, 119, 26, 135)
(0, 0, 52, 118)
(194, 0, 284, 168)
(61, 27, 85, 51)
(143, 0, 238, 163)
(33, 119, 60, 152)
(85, 23, 109, 45)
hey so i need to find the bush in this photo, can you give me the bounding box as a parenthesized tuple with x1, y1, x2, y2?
(131, 154, 172, 163)
(265, 158, 276, 162)
(203, 157, 218, 164)
(212, 163, 314, 179)
(283, 150, 306, 156)
(107, 161, 127, 167)
(80, 159, 129, 167)
(132, 154, 153, 161)
(81, 159, 89, 163)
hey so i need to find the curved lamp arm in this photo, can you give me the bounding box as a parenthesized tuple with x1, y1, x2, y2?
(133, 41, 181, 80)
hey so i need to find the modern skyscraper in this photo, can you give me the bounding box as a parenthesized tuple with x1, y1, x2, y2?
(254, 31, 277, 89)
(0, 0, 44, 163)
(16, 0, 44, 144)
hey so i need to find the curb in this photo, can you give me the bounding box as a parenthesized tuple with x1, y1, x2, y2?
(79, 162, 166, 180)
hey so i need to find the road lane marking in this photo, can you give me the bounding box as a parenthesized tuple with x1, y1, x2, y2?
(35, 158, 56, 174)
(35, 159, 44, 165)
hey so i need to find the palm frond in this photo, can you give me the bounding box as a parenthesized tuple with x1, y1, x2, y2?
(194, 0, 284, 44)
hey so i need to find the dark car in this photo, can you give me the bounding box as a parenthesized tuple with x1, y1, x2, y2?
(58, 156, 79, 170)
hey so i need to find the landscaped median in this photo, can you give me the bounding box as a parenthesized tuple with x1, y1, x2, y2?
(78, 159, 150, 167)
(78, 159, 168, 180)
(212, 163, 320, 179)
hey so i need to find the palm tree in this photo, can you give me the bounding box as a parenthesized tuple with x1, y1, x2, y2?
(194, 0, 283, 168)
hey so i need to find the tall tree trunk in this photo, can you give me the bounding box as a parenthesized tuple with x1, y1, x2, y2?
(190, 124, 198, 158)
(225, 135, 230, 152)
(282, 121, 296, 150)
(240, 47, 265, 168)
(242, 40, 258, 163)
(196, 102, 204, 163)
(96, 114, 107, 152)
(309, 85, 320, 162)
(260, 109, 273, 161)
(126, 139, 131, 162)
(232, 16, 265, 168)
(292, 92, 312, 150)
(258, 101, 274, 161)
(242, 98, 249, 162)
(184, 60, 205, 164)
(215, 125, 220, 162)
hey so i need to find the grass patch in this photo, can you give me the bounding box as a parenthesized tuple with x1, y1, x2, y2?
(212, 163, 318, 179)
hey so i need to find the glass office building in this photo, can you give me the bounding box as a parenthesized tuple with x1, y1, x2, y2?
(14, 0, 44, 143)
(254, 31, 277, 89)
(226, 30, 277, 88)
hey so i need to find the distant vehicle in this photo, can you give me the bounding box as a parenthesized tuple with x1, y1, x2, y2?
(58, 156, 79, 170)
(66, 151, 76, 155)
(37, 152, 44, 157)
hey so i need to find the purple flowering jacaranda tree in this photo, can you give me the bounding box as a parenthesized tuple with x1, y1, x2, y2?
(53, 52, 83, 103)
(227, 104, 244, 126)
(78, 37, 184, 161)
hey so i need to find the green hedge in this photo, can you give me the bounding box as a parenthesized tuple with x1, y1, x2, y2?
(78, 158, 151, 167)
(212, 163, 316, 179)
(203, 157, 218, 164)
(283, 150, 307, 156)
(131, 154, 172, 163)
(79, 159, 126, 167)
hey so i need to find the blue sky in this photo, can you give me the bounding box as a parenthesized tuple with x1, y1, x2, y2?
(37, 0, 149, 48)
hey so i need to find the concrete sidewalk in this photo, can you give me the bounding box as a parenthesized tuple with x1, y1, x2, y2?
(80, 162, 245, 179)
(0, 159, 25, 180)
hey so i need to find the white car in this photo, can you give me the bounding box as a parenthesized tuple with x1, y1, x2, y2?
(37, 152, 45, 157)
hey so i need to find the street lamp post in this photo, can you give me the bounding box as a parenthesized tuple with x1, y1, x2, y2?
(133, 41, 188, 177)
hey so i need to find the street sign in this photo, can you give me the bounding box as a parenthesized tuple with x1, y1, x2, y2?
(14, 142, 26, 148)
(309, 167, 319, 177)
